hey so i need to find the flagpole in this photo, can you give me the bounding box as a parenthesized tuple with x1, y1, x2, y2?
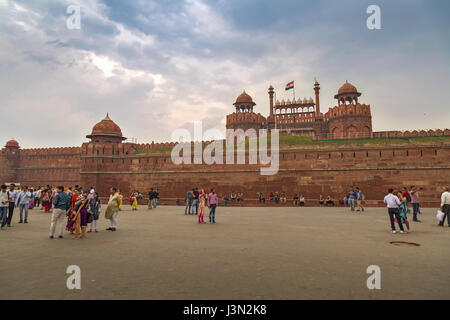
(293, 81, 295, 101)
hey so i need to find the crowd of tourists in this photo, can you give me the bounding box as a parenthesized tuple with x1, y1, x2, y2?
(184, 188, 218, 224)
(383, 186, 450, 234)
(123, 189, 159, 211)
(1, 182, 449, 236)
(0, 183, 52, 228)
(0, 184, 123, 239)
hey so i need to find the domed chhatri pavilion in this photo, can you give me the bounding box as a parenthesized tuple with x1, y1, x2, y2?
(86, 113, 126, 143)
(5, 139, 20, 148)
(226, 80, 373, 139)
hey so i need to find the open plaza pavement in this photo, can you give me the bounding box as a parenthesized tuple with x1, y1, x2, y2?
(0, 205, 449, 300)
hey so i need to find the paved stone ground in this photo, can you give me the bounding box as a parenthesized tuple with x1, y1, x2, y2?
(0, 205, 449, 300)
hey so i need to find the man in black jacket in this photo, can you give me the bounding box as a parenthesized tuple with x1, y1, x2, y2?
(153, 189, 159, 208)
(191, 188, 199, 215)
(148, 188, 154, 210)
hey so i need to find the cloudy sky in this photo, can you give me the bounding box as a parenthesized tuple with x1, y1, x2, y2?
(1, 0, 449, 148)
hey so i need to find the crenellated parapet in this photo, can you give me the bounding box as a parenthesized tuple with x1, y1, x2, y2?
(373, 129, 450, 138)
(18, 146, 81, 155)
(324, 103, 371, 119)
(325, 103, 372, 139)
(227, 111, 266, 124)
(226, 111, 266, 131)
(132, 142, 179, 154)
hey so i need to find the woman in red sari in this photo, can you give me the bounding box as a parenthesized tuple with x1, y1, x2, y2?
(42, 190, 51, 212)
(66, 189, 79, 235)
(66, 190, 90, 239)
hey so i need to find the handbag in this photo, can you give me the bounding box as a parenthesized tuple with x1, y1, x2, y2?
(86, 211, 93, 223)
(436, 210, 445, 221)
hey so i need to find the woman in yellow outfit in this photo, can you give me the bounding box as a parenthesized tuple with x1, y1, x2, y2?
(130, 192, 138, 211)
(118, 190, 123, 211)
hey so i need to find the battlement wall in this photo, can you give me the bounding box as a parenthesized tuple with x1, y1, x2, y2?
(373, 129, 450, 138)
(324, 103, 371, 119)
(1, 137, 448, 207)
(0, 146, 82, 186)
(80, 142, 450, 206)
(18, 147, 81, 155)
(226, 112, 266, 130)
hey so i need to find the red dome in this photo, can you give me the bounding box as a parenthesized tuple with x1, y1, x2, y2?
(338, 82, 358, 95)
(87, 114, 125, 139)
(5, 139, 19, 148)
(235, 91, 253, 103)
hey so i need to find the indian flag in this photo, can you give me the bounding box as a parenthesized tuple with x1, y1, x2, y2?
(285, 81, 294, 91)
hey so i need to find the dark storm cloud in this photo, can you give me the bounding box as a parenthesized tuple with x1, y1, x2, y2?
(0, 0, 449, 148)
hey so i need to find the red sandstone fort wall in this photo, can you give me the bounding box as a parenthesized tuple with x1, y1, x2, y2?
(1, 140, 449, 206)
(0, 147, 81, 187)
(79, 142, 450, 206)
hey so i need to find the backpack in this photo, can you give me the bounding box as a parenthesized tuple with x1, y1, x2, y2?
(406, 192, 411, 202)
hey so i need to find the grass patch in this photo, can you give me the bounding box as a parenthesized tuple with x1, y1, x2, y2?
(135, 135, 450, 154)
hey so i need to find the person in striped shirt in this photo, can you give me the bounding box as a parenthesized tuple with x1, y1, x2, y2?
(347, 186, 356, 211)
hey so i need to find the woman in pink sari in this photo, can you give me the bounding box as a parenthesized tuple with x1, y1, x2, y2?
(198, 189, 206, 224)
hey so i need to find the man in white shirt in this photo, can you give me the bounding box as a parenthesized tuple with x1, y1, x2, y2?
(6, 184, 18, 227)
(383, 188, 406, 234)
(34, 188, 42, 208)
(89, 187, 95, 200)
(439, 186, 450, 227)
(0, 185, 11, 230)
